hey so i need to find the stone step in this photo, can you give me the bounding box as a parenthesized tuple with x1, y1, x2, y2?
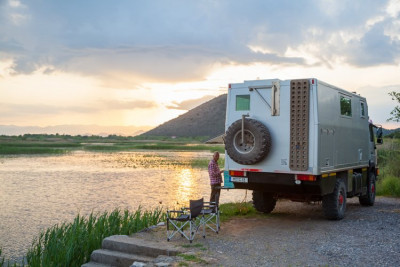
(81, 262, 111, 267)
(90, 249, 154, 267)
(102, 235, 182, 258)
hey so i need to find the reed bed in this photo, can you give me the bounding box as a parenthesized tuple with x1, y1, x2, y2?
(25, 208, 165, 267)
(377, 139, 400, 197)
(0, 137, 224, 155)
(0, 144, 71, 155)
(0, 248, 4, 267)
(83, 142, 224, 153)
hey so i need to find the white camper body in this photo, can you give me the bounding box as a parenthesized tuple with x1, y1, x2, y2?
(223, 78, 382, 220)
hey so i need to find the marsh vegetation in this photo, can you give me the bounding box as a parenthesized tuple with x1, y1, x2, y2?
(0, 134, 224, 155)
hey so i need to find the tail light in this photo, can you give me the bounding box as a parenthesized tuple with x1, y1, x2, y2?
(229, 170, 246, 177)
(296, 174, 316, 181)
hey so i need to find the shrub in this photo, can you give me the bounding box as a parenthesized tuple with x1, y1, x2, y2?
(377, 175, 400, 197)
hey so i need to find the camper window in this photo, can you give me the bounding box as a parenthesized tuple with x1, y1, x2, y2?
(360, 101, 366, 118)
(236, 95, 250, 111)
(340, 96, 352, 117)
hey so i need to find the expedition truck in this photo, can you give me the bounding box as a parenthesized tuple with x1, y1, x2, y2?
(223, 78, 383, 220)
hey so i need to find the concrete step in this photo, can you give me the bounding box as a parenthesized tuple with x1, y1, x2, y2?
(102, 235, 182, 258)
(81, 262, 110, 267)
(90, 249, 154, 267)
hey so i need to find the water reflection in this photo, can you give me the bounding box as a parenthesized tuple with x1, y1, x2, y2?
(174, 168, 202, 207)
(0, 151, 249, 261)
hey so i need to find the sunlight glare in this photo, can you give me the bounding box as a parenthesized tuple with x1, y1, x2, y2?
(174, 168, 202, 206)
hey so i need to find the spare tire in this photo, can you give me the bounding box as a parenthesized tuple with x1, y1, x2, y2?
(225, 119, 271, 165)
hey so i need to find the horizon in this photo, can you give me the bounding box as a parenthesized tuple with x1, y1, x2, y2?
(1, 0, 400, 132)
(1, 121, 399, 137)
(0, 124, 153, 136)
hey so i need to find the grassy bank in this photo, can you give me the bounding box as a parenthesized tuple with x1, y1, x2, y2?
(1, 208, 165, 267)
(0, 202, 253, 267)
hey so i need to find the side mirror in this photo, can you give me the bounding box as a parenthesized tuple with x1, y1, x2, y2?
(376, 127, 383, 144)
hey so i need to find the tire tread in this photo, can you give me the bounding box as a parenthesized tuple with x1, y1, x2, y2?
(225, 119, 271, 165)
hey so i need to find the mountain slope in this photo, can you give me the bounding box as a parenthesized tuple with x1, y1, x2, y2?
(142, 93, 399, 140)
(143, 94, 227, 139)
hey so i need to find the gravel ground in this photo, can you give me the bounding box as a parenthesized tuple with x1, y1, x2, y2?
(134, 196, 400, 266)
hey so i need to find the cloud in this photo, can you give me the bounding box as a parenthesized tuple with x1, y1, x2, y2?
(101, 99, 158, 110)
(166, 95, 215, 110)
(345, 21, 400, 66)
(0, 99, 158, 123)
(0, 0, 399, 83)
(0, 102, 98, 117)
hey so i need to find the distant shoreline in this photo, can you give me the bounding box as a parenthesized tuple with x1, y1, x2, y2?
(0, 134, 224, 155)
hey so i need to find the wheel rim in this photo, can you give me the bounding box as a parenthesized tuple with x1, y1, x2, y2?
(371, 183, 375, 194)
(338, 188, 345, 211)
(339, 194, 344, 205)
(233, 130, 255, 154)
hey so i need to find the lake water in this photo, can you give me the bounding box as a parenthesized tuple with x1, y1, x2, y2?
(0, 151, 248, 261)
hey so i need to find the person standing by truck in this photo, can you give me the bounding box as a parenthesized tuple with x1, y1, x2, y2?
(208, 151, 223, 205)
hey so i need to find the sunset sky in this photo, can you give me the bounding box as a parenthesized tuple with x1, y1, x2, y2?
(1, 0, 400, 133)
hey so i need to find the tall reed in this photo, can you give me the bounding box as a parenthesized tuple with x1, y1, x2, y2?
(0, 248, 23, 267)
(0, 248, 4, 267)
(26, 207, 165, 267)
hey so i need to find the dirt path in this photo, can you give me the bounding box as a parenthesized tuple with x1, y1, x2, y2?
(135, 196, 400, 266)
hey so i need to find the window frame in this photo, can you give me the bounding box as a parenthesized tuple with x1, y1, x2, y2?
(360, 101, 366, 118)
(235, 94, 251, 111)
(339, 94, 352, 117)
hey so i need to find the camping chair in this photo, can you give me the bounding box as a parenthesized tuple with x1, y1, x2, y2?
(166, 198, 205, 243)
(201, 193, 220, 234)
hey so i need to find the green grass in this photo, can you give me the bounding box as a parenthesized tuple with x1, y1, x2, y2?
(178, 253, 207, 264)
(376, 137, 400, 197)
(377, 175, 400, 196)
(181, 243, 204, 249)
(0, 135, 224, 155)
(0, 142, 79, 154)
(0, 248, 4, 267)
(219, 201, 257, 222)
(24, 208, 165, 267)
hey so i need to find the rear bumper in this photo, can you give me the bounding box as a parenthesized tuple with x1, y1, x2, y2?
(232, 172, 333, 201)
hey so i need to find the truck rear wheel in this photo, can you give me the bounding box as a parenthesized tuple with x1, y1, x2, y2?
(225, 119, 271, 165)
(359, 172, 376, 206)
(322, 179, 346, 220)
(252, 191, 276, 214)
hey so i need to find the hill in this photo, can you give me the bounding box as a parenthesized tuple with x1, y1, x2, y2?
(142, 93, 399, 141)
(383, 128, 400, 137)
(142, 94, 227, 139)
